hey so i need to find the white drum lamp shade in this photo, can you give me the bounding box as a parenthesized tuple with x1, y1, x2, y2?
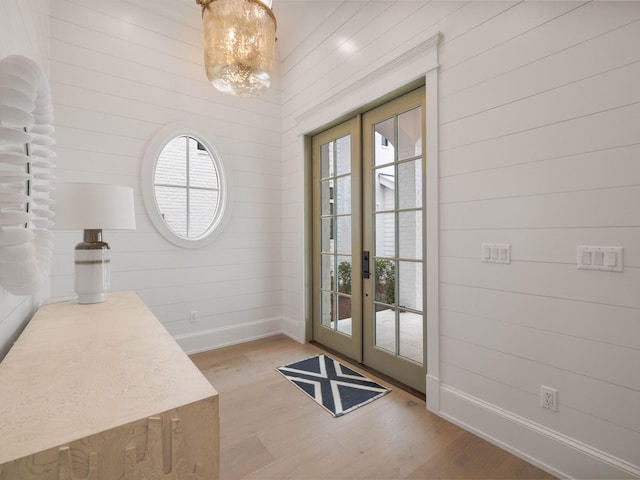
(54, 183, 136, 303)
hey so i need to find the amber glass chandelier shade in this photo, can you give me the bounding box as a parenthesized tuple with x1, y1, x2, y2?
(200, 0, 277, 96)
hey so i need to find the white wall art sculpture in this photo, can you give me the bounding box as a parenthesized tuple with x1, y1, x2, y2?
(0, 55, 55, 296)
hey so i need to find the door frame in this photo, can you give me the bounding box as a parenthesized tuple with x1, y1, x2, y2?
(301, 34, 441, 408)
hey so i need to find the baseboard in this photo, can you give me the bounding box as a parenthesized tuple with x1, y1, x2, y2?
(280, 315, 305, 343)
(438, 385, 640, 480)
(174, 316, 286, 355)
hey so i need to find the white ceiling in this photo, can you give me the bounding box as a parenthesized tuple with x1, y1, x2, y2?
(129, 0, 346, 62)
(272, 1, 345, 61)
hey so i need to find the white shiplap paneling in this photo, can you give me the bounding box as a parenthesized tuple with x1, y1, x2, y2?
(49, 0, 284, 344)
(281, 1, 640, 478)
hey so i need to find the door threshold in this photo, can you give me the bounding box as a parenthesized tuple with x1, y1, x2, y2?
(310, 340, 426, 401)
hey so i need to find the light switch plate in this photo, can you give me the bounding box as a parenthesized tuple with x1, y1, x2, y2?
(481, 243, 511, 264)
(577, 246, 623, 272)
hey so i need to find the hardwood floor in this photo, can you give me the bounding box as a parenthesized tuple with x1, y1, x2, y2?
(190, 335, 555, 480)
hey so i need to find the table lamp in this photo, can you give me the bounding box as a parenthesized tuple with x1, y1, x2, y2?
(54, 183, 136, 304)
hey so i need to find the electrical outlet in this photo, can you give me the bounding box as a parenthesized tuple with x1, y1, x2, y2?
(189, 310, 198, 323)
(540, 385, 558, 412)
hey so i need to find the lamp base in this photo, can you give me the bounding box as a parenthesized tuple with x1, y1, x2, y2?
(75, 229, 111, 305)
(77, 292, 107, 304)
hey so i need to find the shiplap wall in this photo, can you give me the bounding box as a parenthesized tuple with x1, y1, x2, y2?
(48, 0, 283, 351)
(281, 1, 640, 478)
(0, 0, 50, 359)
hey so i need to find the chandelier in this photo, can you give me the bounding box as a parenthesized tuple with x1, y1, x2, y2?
(196, 0, 277, 96)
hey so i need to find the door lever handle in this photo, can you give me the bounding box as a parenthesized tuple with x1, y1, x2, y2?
(362, 251, 371, 279)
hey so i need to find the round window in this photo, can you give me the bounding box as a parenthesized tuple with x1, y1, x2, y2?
(142, 125, 233, 248)
(155, 135, 220, 239)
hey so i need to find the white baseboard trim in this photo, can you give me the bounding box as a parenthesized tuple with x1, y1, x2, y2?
(280, 315, 305, 343)
(438, 385, 640, 480)
(174, 316, 286, 355)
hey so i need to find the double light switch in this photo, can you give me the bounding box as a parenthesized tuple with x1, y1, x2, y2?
(577, 246, 623, 272)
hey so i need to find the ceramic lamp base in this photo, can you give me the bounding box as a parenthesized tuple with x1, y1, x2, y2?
(75, 229, 110, 304)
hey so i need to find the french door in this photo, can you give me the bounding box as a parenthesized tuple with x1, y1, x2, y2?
(312, 87, 426, 393)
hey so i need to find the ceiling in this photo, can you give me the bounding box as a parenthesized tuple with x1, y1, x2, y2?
(126, 0, 347, 62)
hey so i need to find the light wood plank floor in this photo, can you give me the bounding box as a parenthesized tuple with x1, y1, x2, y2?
(190, 335, 555, 480)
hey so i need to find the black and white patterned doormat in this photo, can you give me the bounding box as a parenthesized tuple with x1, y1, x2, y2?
(276, 354, 390, 417)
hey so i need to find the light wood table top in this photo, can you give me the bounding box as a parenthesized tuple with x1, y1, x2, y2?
(0, 291, 217, 465)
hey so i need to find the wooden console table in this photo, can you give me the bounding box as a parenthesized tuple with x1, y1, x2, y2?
(0, 291, 219, 479)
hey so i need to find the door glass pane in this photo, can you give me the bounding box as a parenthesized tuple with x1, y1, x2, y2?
(398, 261, 422, 311)
(321, 291, 334, 328)
(375, 307, 396, 353)
(320, 142, 332, 178)
(374, 166, 395, 212)
(336, 215, 351, 254)
(399, 310, 423, 364)
(320, 218, 334, 253)
(335, 135, 351, 175)
(321, 179, 334, 216)
(321, 254, 334, 291)
(398, 106, 422, 160)
(335, 176, 351, 215)
(374, 118, 395, 166)
(398, 159, 421, 209)
(337, 256, 352, 294)
(375, 212, 395, 258)
(337, 295, 352, 335)
(398, 211, 422, 260)
(375, 258, 395, 305)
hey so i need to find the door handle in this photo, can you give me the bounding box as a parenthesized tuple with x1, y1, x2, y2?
(362, 251, 371, 279)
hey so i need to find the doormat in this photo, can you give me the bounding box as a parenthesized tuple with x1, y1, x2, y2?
(276, 354, 390, 417)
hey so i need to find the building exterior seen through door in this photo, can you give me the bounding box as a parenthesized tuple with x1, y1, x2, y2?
(312, 87, 426, 393)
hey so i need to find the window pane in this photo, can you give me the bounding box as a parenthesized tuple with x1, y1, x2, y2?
(374, 118, 395, 166)
(398, 261, 422, 311)
(374, 166, 394, 212)
(156, 136, 186, 186)
(337, 256, 352, 294)
(399, 310, 423, 364)
(375, 212, 394, 258)
(189, 188, 219, 238)
(155, 186, 187, 237)
(398, 211, 422, 260)
(321, 179, 334, 216)
(320, 141, 333, 178)
(335, 176, 351, 215)
(398, 159, 421, 209)
(336, 215, 351, 255)
(189, 142, 219, 189)
(375, 258, 395, 305)
(321, 254, 334, 291)
(375, 307, 395, 354)
(320, 218, 334, 253)
(398, 106, 422, 160)
(337, 295, 352, 335)
(335, 135, 351, 175)
(321, 291, 334, 328)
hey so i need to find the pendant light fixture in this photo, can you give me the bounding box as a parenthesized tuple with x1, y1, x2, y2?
(196, 0, 277, 97)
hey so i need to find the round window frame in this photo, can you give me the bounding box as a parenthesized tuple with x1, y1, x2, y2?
(141, 123, 233, 248)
